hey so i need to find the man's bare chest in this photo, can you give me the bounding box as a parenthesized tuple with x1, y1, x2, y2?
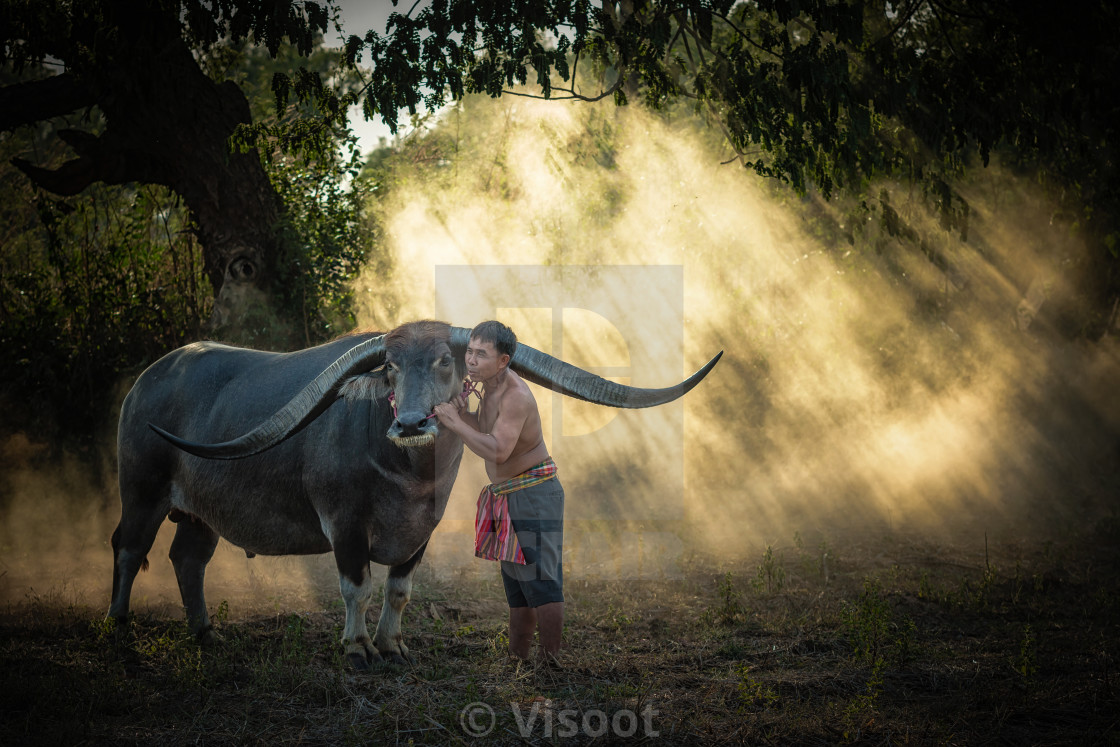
(478, 400, 498, 435)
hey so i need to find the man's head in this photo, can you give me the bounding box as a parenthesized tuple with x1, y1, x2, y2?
(470, 320, 517, 357)
(466, 320, 517, 382)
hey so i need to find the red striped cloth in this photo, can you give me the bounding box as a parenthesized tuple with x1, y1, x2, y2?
(474, 458, 557, 565)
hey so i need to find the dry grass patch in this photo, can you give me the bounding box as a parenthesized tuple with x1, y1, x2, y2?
(2, 525, 1118, 744)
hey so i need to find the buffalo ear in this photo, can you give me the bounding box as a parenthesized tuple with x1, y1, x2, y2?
(338, 370, 389, 401)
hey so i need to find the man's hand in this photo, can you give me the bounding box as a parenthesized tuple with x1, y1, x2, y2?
(433, 401, 464, 432)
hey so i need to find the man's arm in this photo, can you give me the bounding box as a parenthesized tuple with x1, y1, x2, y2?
(433, 391, 530, 465)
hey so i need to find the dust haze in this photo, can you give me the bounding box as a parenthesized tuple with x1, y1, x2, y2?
(3, 96, 1118, 617)
(356, 96, 1119, 568)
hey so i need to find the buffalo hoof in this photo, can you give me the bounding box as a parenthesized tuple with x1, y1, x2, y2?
(375, 642, 415, 667)
(381, 651, 414, 667)
(344, 639, 382, 670)
(347, 652, 373, 671)
(373, 633, 415, 666)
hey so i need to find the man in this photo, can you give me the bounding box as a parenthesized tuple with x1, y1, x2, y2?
(433, 321, 565, 666)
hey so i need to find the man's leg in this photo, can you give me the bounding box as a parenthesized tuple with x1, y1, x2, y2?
(506, 478, 565, 663)
(535, 601, 564, 663)
(509, 606, 537, 660)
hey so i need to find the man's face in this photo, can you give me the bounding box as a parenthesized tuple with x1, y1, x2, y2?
(465, 337, 508, 382)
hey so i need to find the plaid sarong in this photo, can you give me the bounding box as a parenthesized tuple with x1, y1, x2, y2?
(474, 458, 558, 565)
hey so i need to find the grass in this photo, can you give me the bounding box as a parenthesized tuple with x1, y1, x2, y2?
(2, 526, 1118, 745)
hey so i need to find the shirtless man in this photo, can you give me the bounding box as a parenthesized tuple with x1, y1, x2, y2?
(433, 321, 565, 665)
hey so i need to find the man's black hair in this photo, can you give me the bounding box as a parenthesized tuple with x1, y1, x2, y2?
(470, 320, 517, 358)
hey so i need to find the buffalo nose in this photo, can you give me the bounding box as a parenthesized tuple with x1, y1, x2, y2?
(392, 410, 429, 436)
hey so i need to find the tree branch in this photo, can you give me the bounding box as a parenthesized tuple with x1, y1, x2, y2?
(57, 128, 100, 155)
(925, 0, 994, 22)
(0, 74, 96, 132)
(927, 1, 963, 59)
(500, 72, 625, 102)
(872, 0, 927, 45)
(12, 127, 167, 196)
(12, 156, 99, 196)
(711, 10, 783, 60)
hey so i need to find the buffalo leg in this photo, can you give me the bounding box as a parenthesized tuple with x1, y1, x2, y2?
(168, 517, 220, 643)
(333, 533, 378, 670)
(108, 500, 168, 626)
(373, 541, 428, 665)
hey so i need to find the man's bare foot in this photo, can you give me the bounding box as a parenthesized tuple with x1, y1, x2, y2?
(507, 651, 532, 667)
(535, 650, 563, 670)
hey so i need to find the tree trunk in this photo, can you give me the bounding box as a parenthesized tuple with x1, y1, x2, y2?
(100, 41, 285, 332)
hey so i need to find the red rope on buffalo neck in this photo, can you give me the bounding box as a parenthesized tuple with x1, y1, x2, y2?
(388, 378, 482, 421)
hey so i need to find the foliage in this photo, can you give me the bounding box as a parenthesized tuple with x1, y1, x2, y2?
(229, 34, 375, 345)
(736, 663, 779, 712)
(1013, 623, 1039, 685)
(0, 0, 359, 350)
(269, 146, 372, 345)
(1, 0, 329, 70)
(753, 544, 786, 594)
(216, 25, 366, 164)
(331, 1, 1111, 192)
(200, 34, 376, 347)
(602, 603, 636, 633)
(840, 577, 915, 666)
(701, 571, 744, 626)
(1, 33, 376, 442)
(329, 0, 1118, 336)
(0, 109, 211, 444)
(3, 0, 1116, 393)
(840, 655, 885, 742)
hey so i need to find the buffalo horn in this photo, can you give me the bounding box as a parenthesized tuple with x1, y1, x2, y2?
(449, 326, 722, 408)
(149, 334, 387, 459)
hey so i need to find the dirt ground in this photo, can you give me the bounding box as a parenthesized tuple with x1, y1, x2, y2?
(2, 519, 1118, 746)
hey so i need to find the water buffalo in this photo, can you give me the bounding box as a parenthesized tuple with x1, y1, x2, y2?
(110, 320, 721, 668)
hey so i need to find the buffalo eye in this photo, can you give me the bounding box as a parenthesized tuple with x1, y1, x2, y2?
(438, 355, 452, 368)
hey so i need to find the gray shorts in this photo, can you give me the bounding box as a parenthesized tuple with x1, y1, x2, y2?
(500, 476, 565, 608)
